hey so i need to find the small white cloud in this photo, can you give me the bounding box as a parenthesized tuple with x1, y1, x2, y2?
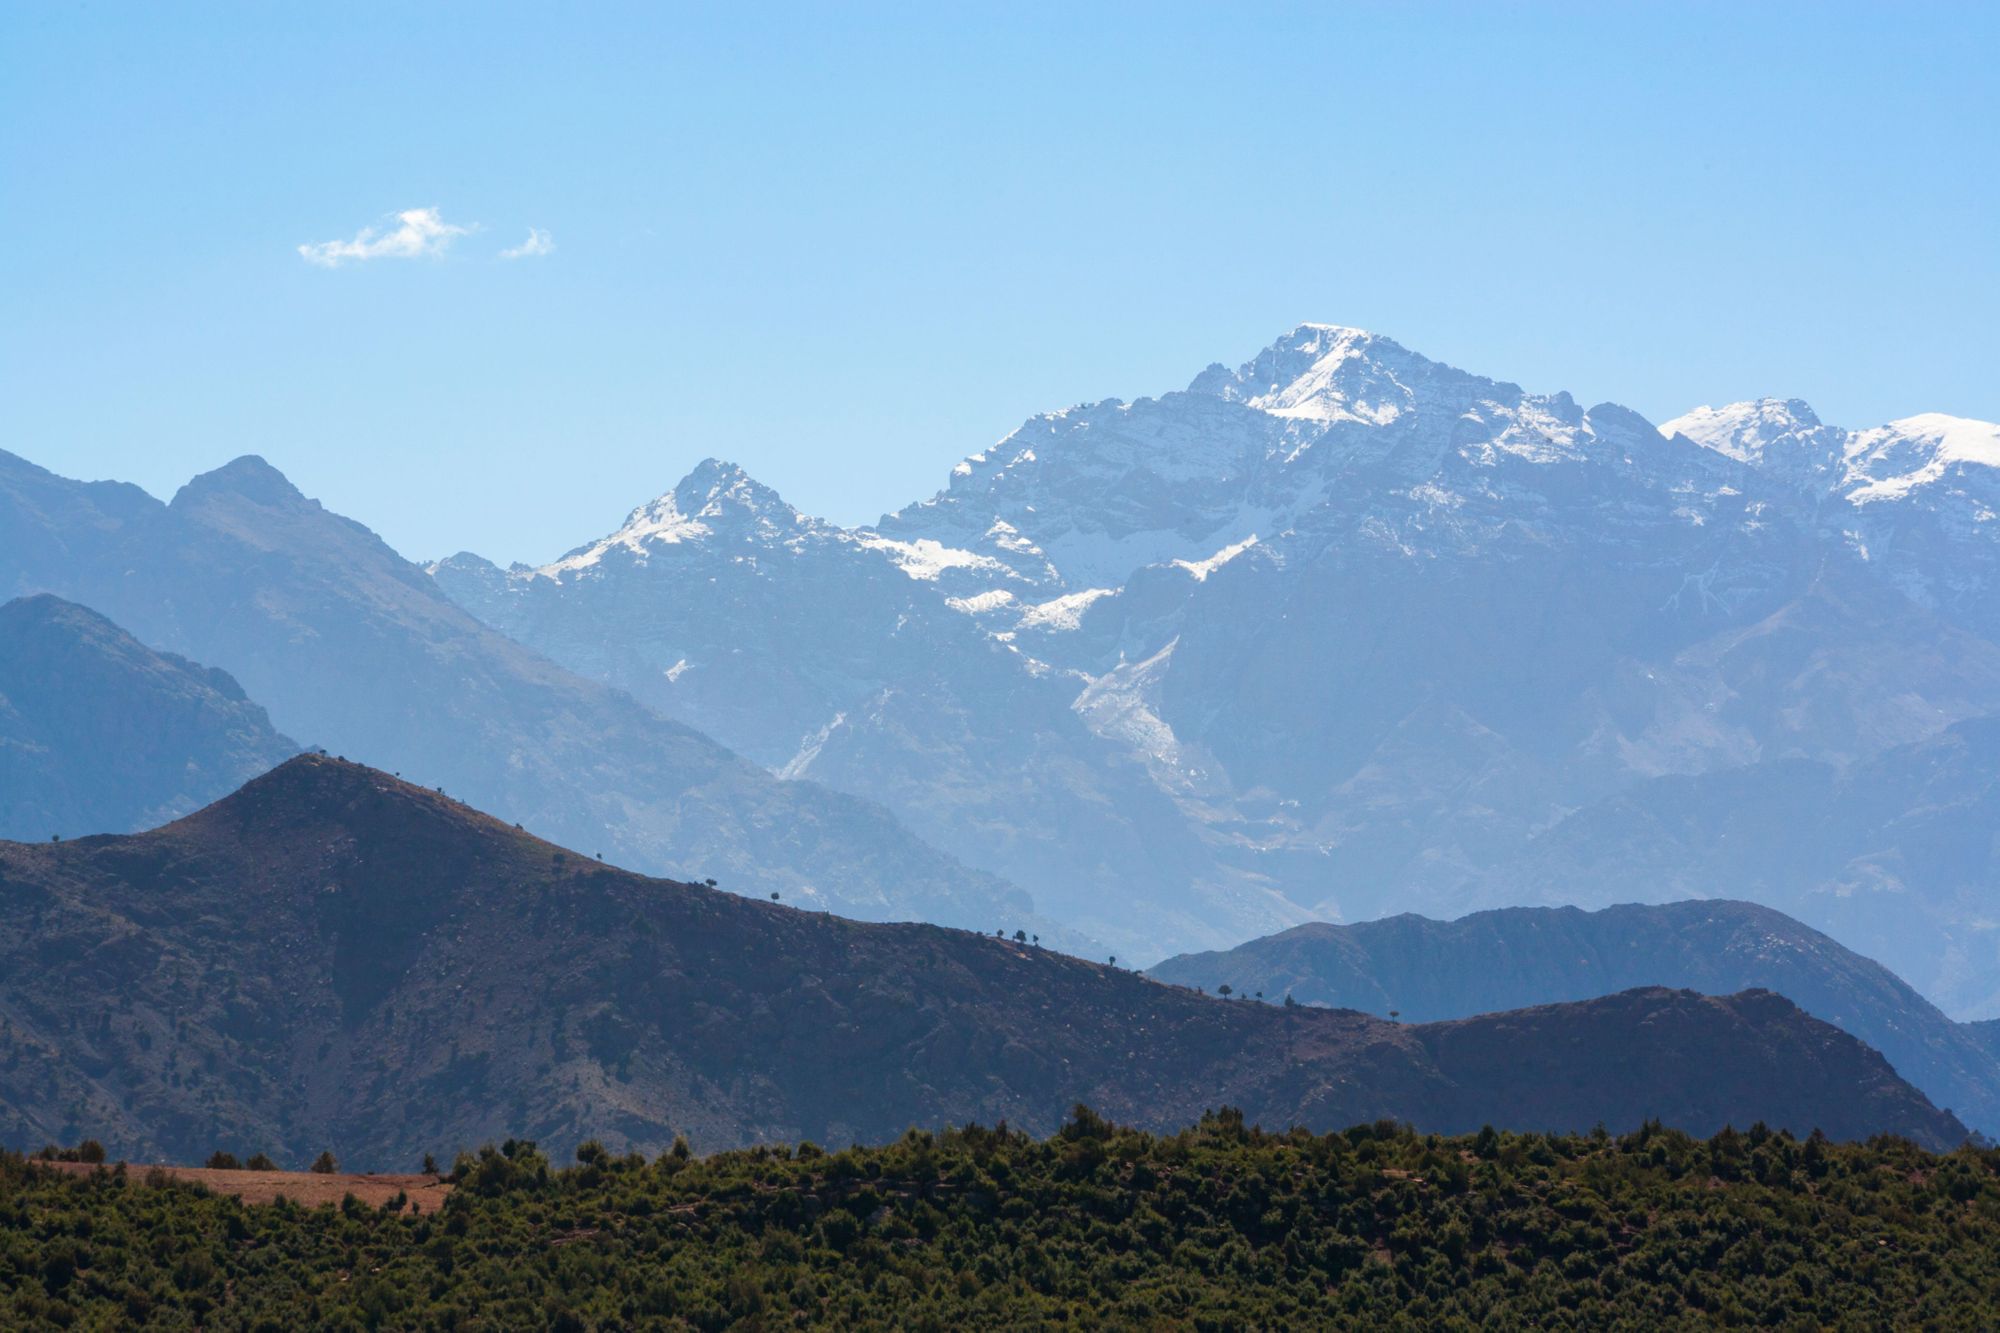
(297, 207, 471, 268)
(500, 227, 555, 260)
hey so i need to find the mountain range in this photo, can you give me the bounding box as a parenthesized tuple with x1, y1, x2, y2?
(430, 463, 1292, 955)
(0, 448, 1066, 946)
(8, 322, 2000, 1007)
(1148, 900, 2000, 1135)
(423, 324, 2000, 1008)
(0, 756, 1965, 1166)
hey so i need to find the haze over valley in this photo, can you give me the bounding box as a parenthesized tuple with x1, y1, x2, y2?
(5, 5, 1997, 1323)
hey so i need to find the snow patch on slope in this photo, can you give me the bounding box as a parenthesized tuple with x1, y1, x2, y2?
(1073, 641, 1221, 797)
(947, 589, 1017, 615)
(1172, 535, 1260, 582)
(779, 710, 848, 779)
(1020, 587, 1117, 632)
(853, 535, 1012, 581)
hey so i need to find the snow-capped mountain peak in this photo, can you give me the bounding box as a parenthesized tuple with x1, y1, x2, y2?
(541, 459, 810, 575)
(670, 458, 801, 524)
(1845, 413, 2000, 504)
(1660, 399, 2000, 618)
(879, 322, 1700, 598)
(417, 324, 2000, 981)
(1187, 322, 1489, 426)
(1664, 401, 2000, 507)
(1661, 398, 1825, 461)
(1659, 398, 1846, 491)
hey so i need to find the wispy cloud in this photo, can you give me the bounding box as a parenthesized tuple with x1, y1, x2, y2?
(297, 207, 471, 268)
(500, 227, 555, 260)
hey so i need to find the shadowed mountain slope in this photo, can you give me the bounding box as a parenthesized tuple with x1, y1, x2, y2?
(1149, 900, 2000, 1134)
(0, 594, 300, 839)
(0, 758, 1964, 1167)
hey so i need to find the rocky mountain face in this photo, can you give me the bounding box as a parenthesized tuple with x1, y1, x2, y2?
(1663, 399, 2000, 630)
(1148, 899, 2000, 1135)
(0, 449, 1051, 941)
(0, 595, 299, 839)
(432, 325, 2000, 995)
(879, 331, 2000, 916)
(433, 463, 1307, 957)
(0, 757, 1965, 1167)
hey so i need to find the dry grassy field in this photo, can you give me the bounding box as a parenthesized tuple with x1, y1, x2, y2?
(41, 1160, 453, 1213)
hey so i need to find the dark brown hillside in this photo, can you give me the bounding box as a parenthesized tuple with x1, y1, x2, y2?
(0, 757, 1966, 1167)
(1149, 900, 2000, 1134)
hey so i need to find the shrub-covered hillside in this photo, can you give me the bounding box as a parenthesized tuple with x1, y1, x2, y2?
(7, 1110, 2000, 1329)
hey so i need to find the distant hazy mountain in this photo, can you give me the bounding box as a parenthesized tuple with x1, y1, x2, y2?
(1148, 899, 2000, 1135)
(432, 462, 1307, 958)
(1466, 719, 2000, 1018)
(0, 594, 298, 839)
(0, 449, 1055, 941)
(432, 324, 2000, 993)
(0, 756, 1963, 1166)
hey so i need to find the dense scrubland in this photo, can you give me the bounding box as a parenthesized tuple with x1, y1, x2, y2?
(7, 1110, 2000, 1329)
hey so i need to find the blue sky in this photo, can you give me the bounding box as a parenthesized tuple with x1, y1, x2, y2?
(2, 2, 1994, 563)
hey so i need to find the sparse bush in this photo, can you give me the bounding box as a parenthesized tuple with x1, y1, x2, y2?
(35, 1140, 106, 1164)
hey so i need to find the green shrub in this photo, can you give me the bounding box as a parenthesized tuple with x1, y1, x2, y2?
(9, 1114, 2000, 1326)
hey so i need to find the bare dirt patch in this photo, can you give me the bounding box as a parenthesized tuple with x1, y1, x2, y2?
(40, 1161, 453, 1213)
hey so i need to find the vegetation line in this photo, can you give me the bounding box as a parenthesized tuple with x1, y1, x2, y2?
(7, 1108, 2000, 1327)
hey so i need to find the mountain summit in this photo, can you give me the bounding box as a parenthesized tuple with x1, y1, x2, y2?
(877, 322, 1697, 597)
(172, 454, 315, 511)
(1187, 323, 1499, 424)
(539, 459, 814, 576)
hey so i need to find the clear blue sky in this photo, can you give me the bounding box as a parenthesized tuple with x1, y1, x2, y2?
(3, 2, 1994, 564)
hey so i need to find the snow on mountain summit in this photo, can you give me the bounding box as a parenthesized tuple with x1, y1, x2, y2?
(1660, 399, 1847, 490)
(880, 322, 1691, 596)
(541, 459, 811, 575)
(1664, 400, 2000, 619)
(1187, 323, 1495, 425)
(1845, 414, 2000, 504)
(1664, 401, 2000, 505)
(1660, 399, 1827, 461)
